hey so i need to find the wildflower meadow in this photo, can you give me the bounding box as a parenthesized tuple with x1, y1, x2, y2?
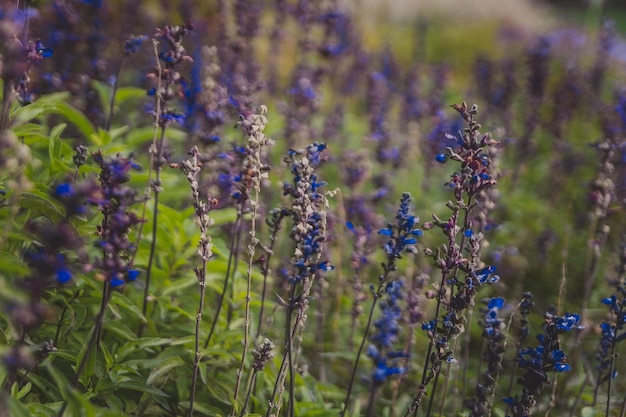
(1, 1, 626, 416)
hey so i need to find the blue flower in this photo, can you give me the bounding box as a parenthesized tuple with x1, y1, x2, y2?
(54, 183, 74, 197)
(124, 35, 148, 54)
(368, 280, 408, 384)
(379, 193, 423, 261)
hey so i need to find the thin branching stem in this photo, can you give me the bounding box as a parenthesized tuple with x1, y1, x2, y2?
(180, 146, 214, 417)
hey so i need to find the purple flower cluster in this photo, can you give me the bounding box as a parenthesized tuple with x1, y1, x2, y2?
(148, 23, 193, 128)
(93, 151, 141, 287)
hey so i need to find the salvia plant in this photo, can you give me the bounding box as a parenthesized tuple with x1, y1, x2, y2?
(1, 2, 626, 417)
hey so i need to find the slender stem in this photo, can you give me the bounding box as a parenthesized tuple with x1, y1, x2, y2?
(619, 390, 626, 417)
(256, 240, 276, 339)
(57, 285, 112, 417)
(188, 256, 208, 417)
(137, 39, 163, 336)
(265, 284, 299, 417)
(365, 384, 381, 417)
(239, 371, 258, 417)
(93, 282, 111, 355)
(205, 212, 243, 348)
(232, 199, 261, 409)
(54, 291, 81, 345)
(286, 285, 297, 417)
(426, 368, 441, 417)
(226, 220, 244, 326)
(265, 347, 290, 417)
(139, 125, 166, 336)
(104, 57, 126, 132)
(257, 212, 288, 339)
(340, 295, 379, 417)
(605, 336, 618, 417)
(0, 77, 12, 132)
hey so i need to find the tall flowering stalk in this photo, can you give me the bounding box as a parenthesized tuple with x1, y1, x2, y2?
(341, 192, 423, 417)
(57, 151, 141, 416)
(265, 142, 334, 417)
(406, 102, 500, 417)
(138, 24, 192, 334)
(90, 151, 142, 348)
(230, 105, 273, 413)
(179, 146, 215, 417)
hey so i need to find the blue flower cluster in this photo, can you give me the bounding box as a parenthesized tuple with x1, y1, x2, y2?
(377, 192, 423, 265)
(367, 280, 408, 384)
(504, 308, 582, 417)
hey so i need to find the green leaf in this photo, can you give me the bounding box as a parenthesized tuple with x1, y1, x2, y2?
(110, 291, 147, 324)
(13, 381, 32, 400)
(115, 86, 147, 105)
(45, 360, 72, 401)
(104, 395, 125, 413)
(75, 326, 97, 386)
(116, 378, 170, 397)
(102, 319, 137, 342)
(0, 251, 30, 276)
(52, 102, 97, 143)
(48, 123, 67, 161)
(68, 389, 97, 417)
(211, 208, 239, 226)
(7, 396, 32, 417)
(24, 371, 61, 402)
(101, 341, 114, 372)
(19, 192, 65, 223)
(12, 123, 44, 137)
(146, 356, 186, 384)
(114, 337, 175, 362)
(91, 80, 111, 120)
(160, 273, 197, 297)
(125, 126, 187, 148)
(178, 401, 225, 416)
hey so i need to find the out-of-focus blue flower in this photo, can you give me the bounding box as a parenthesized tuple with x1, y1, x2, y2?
(378, 193, 423, 261)
(367, 280, 408, 384)
(124, 35, 148, 54)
